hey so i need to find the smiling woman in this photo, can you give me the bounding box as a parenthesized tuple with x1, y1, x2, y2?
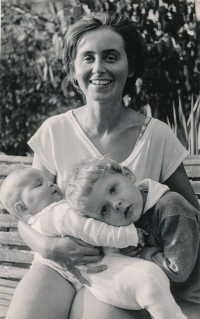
(5, 11, 200, 319)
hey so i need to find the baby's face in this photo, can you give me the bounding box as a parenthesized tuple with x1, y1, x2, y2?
(19, 168, 63, 215)
(82, 172, 144, 226)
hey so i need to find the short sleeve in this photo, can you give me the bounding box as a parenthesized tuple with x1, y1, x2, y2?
(125, 119, 188, 184)
(154, 121, 189, 182)
(28, 118, 57, 175)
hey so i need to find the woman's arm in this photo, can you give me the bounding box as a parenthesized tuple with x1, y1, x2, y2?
(163, 163, 200, 211)
(18, 221, 103, 265)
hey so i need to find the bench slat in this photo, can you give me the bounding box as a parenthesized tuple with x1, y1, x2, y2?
(0, 232, 26, 246)
(0, 154, 198, 165)
(0, 155, 33, 165)
(184, 156, 200, 165)
(0, 265, 29, 280)
(0, 293, 13, 302)
(0, 248, 34, 264)
(0, 287, 16, 299)
(185, 166, 200, 178)
(0, 215, 18, 229)
(190, 181, 200, 196)
(0, 299, 11, 307)
(0, 279, 18, 289)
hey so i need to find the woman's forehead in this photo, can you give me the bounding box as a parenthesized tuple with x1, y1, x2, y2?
(76, 28, 125, 53)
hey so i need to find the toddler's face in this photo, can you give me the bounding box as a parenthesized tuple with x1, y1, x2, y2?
(19, 169, 63, 215)
(82, 172, 143, 226)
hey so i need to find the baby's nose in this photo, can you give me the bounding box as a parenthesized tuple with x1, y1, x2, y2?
(114, 201, 122, 212)
(47, 181, 53, 187)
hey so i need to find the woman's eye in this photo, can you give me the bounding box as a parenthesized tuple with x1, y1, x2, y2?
(82, 56, 93, 62)
(35, 183, 42, 187)
(110, 185, 117, 194)
(101, 206, 108, 216)
(105, 55, 116, 62)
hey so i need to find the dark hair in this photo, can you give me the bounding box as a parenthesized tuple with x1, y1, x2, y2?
(64, 11, 145, 96)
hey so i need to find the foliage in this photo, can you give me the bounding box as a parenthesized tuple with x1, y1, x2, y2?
(167, 95, 200, 154)
(1, 0, 200, 155)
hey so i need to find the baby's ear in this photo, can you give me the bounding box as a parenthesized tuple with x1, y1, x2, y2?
(14, 201, 31, 223)
(14, 201, 30, 221)
(121, 166, 136, 183)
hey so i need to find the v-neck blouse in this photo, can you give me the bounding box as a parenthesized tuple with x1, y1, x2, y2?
(28, 110, 188, 194)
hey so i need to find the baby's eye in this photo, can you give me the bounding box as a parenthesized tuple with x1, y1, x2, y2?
(110, 185, 117, 195)
(35, 183, 42, 187)
(101, 206, 108, 217)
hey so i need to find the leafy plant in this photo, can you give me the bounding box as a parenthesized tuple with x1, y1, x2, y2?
(166, 95, 200, 155)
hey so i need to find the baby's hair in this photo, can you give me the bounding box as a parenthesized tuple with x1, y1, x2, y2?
(0, 165, 29, 216)
(66, 156, 132, 214)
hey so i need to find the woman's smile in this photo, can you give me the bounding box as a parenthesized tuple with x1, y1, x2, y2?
(89, 79, 113, 86)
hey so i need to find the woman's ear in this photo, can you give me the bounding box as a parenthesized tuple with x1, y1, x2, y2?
(128, 69, 134, 78)
(121, 166, 136, 183)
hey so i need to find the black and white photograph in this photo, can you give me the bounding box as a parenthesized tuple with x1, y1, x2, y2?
(1, 1, 200, 318)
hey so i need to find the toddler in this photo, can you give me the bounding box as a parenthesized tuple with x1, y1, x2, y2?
(0, 162, 192, 319)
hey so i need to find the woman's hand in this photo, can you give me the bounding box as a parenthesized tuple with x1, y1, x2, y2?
(47, 236, 108, 286)
(49, 236, 104, 266)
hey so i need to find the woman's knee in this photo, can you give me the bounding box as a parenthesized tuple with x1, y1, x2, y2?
(70, 288, 150, 319)
(6, 264, 76, 319)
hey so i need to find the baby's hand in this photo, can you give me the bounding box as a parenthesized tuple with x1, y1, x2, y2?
(137, 228, 148, 247)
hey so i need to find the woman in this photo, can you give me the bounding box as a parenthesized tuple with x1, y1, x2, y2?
(6, 12, 199, 319)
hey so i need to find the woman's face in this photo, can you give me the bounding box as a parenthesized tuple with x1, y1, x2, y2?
(73, 28, 132, 103)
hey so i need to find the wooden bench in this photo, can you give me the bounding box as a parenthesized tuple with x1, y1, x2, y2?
(0, 154, 200, 318)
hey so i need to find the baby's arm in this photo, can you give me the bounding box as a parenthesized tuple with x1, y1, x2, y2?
(33, 201, 140, 248)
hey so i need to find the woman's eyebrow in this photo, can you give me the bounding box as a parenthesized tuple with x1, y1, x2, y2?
(102, 49, 120, 55)
(80, 49, 120, 56)
(80, 50, 94, 55)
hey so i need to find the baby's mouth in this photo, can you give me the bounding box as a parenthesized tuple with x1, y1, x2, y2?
(124, 206, 131, 217)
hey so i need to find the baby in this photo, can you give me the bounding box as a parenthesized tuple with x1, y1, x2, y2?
(0, 161, 191, 319)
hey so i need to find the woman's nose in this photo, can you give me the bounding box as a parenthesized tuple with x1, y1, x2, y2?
(93, 59, 106, 74)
